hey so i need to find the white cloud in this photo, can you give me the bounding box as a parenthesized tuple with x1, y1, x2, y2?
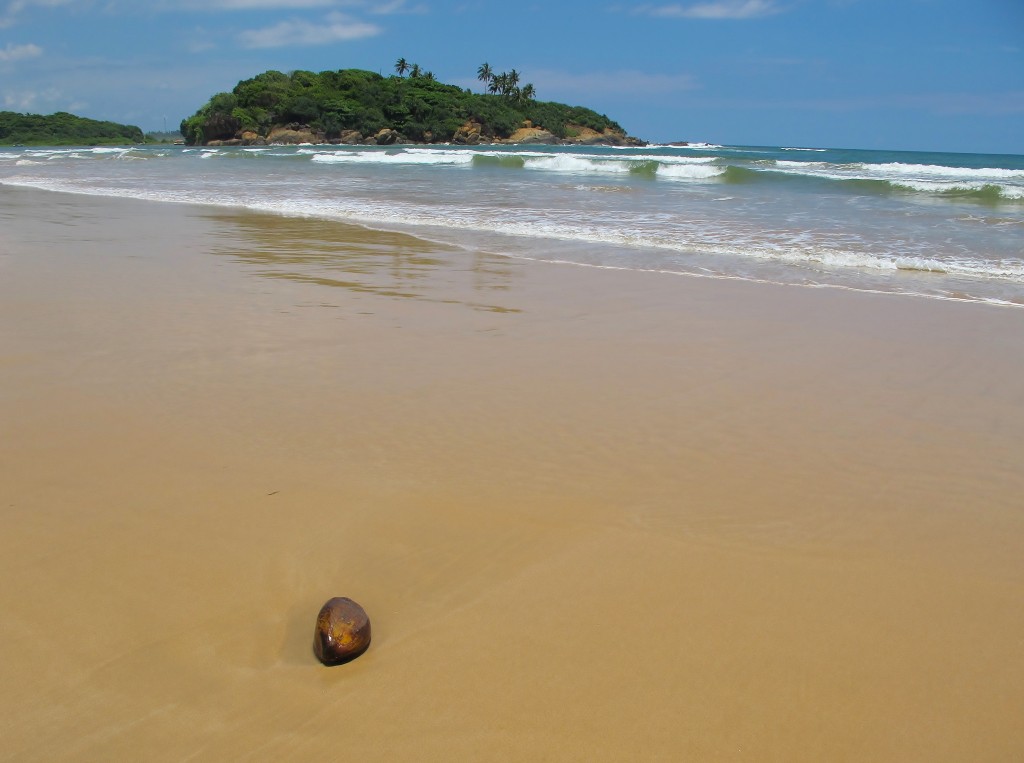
(0, 42, 43, 61)
(3, 0, 425, 21)
(688, 91, 1024, 117)
(1, 0, 76, 27)
(4, 0, 76, 11)
(237, 11, 380, 48)
(529, 69, 699, 97)
(367, 0, 426, 14)
(162, 0, 422, 10)
(3, 85, 69, 112)
(641, 0, 782, 19)
(174, 0, 340, 8)
(186, 38, 218, 53)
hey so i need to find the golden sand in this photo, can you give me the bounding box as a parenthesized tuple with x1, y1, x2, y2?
(2, 188, 1023, 760)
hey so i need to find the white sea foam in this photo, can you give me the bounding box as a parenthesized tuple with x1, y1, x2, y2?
(774, 160, 830, 170)
(310, 150, 474, 166)
(868, 162, 1024, 180)
(774, 159, 1024, 182)
(768, 159, 1024, 198)
(619, 154, 718, 165)
(656, 163, 726, 180)
(521, 154, 630, 174)
(298, 147, 723, 177)
(889, 179, 1024, 198)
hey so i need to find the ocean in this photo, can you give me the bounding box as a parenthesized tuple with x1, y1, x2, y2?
(2, 142, 1022, 307)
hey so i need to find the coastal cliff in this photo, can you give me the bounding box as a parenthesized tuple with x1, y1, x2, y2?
(181, 68, 645, 147)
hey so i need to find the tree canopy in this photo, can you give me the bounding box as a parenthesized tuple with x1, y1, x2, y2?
(180, 67, 630, 145)
(0, 111, 144, 146)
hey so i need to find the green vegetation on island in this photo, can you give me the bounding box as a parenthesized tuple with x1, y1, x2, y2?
(180, 65, 643, 147)
(0, 111, 144, 146)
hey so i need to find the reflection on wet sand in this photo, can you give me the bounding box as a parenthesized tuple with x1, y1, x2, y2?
(205, 211, 521, 313)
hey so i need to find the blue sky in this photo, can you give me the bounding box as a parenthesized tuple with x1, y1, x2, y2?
(0, 0, 1021, 152)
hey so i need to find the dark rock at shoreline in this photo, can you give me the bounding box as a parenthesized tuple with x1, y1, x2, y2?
(313, 597, 371, 665)
(203, 119, 647, 149)
(501, 126, 558, 145)
(373, 128, 401, 146)
(452, 120, 484, 145)
(266, 126, 318, 144)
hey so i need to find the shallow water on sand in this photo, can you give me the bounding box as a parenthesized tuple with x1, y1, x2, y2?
(2, 142, 1023, 307)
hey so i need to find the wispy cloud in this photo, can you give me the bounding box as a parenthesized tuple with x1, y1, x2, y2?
(874, 92, 1024, 116)
(3, 0, 425, 22)
(172, 0, 341, 8)
(529, 69, 699, 97)
(687, 91, 1024, 117)
(367, 0, 426, 14)
(3, 0, 76, 12)
(163, 0, 423, 10)
(0, 41, 42, 61)
(638, 0, 783, 19)
(237, 11, 380, 48)
(3, 86, 79, 113)
(1, 0, 76, 27)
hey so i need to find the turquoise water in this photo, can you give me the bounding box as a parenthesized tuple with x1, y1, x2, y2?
(2, 142, 1022, 306)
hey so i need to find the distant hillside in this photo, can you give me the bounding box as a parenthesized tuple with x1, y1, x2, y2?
(0, 111, 144, 146)
(180, 68, 644, 147)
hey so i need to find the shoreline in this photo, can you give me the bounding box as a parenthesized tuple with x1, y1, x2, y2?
(2, 186, 1023, 760)
(4, 176, 1022, 312)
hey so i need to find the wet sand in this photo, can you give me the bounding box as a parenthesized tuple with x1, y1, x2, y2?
(2, 186, 1023, 760)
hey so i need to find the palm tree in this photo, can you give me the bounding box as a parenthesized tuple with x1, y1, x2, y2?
(477, 62, 493, 87)
(507, 69, 520, 90)
(410, 63, 421, 78)
(394, 58, 409, 77)
(424, 71, 436, 81)
(520, 83, 536, 102)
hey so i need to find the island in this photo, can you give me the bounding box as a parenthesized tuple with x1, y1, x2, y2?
(180, 65, 645, 147)
(0, 111, 144, 146)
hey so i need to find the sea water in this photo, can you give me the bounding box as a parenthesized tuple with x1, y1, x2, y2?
(2, 142, 1022, 306)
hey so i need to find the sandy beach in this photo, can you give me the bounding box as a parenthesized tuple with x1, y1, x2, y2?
(2, 186, 1023, 760)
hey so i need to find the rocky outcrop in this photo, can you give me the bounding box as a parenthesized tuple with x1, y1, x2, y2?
(562, 125, 646, 147)
(203, 120, 645, 149)
(452, 120, 483, 145)
(501, 126, 558, 145)
(564, 126, 609, 145)
(336, 130, 362, 144)
(266, 126, 319, 144)
(370, 128, 401, 146)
